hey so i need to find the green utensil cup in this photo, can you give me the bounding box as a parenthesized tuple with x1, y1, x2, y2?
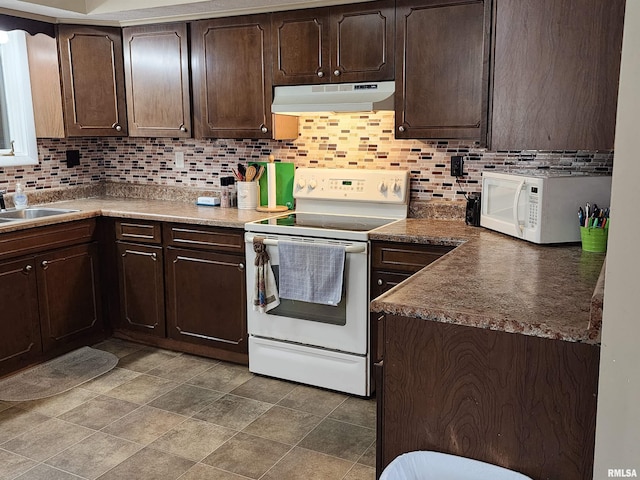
(580, 225, 609, 253)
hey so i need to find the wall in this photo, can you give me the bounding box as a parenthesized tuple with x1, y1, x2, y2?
(0, 112, 613, 202)
(593, 0, 640, 476)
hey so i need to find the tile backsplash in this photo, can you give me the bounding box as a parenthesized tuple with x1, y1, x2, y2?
(0, 112, 613, 202)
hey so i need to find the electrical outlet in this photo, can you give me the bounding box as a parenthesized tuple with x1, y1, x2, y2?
(451, 156, 464, 177)
(65, 150, 80, 168)
(175, 151, 185, 169)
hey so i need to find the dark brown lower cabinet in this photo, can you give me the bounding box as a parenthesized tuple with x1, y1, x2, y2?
(370, 241, 455, 394)
(37, 242, 102, 353)
(165, 247, 246, 354)
(378, 315, 600, 480)
(0, 257, 41, 376)
(0, 220, 105, 377)
(110, 221, 248, 364)
(116, 241, 165, 337)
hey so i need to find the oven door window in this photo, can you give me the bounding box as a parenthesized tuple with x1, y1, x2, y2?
(267, 265, 347, 325)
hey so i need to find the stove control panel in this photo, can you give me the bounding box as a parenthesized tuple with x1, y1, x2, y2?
(294, 167, 409, 204)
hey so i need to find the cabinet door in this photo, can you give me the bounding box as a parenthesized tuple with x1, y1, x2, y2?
(116, 242, 165, 337)
(37, 243, 103, 352)
(192, 15, 273, 139)
(165, 247, 247, 353)
(489, 0, 624, 150)
(58, 25, 128, 136)
(123, 23, 192, 138)
(272, 8, 331, 85)
(26, 33, 65, 138)
(331, 0, 395, 83)
(0, 257, 41, 376)
(395, 0, 490, 141)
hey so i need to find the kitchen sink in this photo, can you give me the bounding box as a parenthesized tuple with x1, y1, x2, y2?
(0, 207, 79, 221)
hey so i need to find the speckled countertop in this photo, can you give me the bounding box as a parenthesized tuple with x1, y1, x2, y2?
(370, 219, 606, 345)
(0, 196, 273, 233)
(0, 195, 606, 345)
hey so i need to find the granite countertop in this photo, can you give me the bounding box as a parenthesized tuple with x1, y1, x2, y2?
(0, 194, 606, 345)
(370, 219, 606, 345)
(0, 196, 273, 233)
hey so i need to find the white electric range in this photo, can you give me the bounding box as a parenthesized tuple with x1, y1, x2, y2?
(244, 167, 409, 396)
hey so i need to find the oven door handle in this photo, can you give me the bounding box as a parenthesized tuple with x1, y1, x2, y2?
(246, 236, 366, 254)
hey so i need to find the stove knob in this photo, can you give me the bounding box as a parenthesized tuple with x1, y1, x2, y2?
(297, 178, 306, 189)
(392, 180, 401, 193)
(378, 181, 387, 193)
(308, 179, 317, 190)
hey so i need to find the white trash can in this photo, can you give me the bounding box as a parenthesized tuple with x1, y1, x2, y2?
(380, 451, 533, 480)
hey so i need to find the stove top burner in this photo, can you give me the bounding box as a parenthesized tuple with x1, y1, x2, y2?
(255, 212, 398, 233)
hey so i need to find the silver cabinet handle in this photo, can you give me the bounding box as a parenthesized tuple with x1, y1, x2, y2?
(180, 126, 187, 133)
(41, 260, 49, 269)
(261, 126, 268, 134)
(114, 124, 122, 132)
(333, 70, 341, 76)
(377, 278, 383, 286)
(24, 264, 33, 273)
(398, 125, 405, 133)
(317, 71, 324, 78)
(151, 252, 157, 260)
(238, 263, 245, 271)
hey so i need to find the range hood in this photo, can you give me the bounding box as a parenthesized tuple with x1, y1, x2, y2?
(271, 81, 395, 115)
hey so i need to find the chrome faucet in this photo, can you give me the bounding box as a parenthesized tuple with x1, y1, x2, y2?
(0, 190, 6, 211)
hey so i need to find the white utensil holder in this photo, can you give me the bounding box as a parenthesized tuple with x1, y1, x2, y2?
(237, 181, 260, 210)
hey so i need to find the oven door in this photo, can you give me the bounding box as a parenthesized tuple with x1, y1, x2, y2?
(245, 232, 369, 355)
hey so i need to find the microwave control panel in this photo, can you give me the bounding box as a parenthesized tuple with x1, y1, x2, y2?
(528, 185, 540, 228)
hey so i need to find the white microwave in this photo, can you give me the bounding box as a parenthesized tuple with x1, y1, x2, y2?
(480, 171, 612, 244)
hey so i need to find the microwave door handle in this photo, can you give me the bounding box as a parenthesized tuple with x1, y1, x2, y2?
(512, 180, 525, 236)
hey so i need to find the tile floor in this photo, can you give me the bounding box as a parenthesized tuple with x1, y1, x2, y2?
(0, 339, 376, 480)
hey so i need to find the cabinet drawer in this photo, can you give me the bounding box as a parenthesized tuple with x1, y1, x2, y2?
(164, 224, 244, 253)
(115, 219, 162, 244)
(0, 219, 96, 262)
(372, 242, 453, 273)
(371, 270, 412, 299)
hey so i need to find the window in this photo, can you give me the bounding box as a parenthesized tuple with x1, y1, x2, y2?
(0, 30, 38, 167)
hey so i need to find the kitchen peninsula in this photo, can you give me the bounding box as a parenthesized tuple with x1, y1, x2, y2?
(370, 218, 604, 480)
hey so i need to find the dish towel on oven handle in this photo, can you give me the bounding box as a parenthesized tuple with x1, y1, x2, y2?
(253, 237, 280, 313)
(278, 240, 346, 306)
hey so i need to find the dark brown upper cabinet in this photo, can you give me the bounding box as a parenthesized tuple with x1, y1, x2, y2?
(58, 25, 128, 137)
(123, 23, 192, 138)
(489, 0, 625, 151)
(191, 15, 273, 139)
(395, 0, 491, 142)
(272, 0, 395, 85)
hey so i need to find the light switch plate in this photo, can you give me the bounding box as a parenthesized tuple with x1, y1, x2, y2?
(175, 151, 185, 169)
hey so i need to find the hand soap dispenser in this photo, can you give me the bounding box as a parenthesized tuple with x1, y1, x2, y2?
(13, 183, 28, 210)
